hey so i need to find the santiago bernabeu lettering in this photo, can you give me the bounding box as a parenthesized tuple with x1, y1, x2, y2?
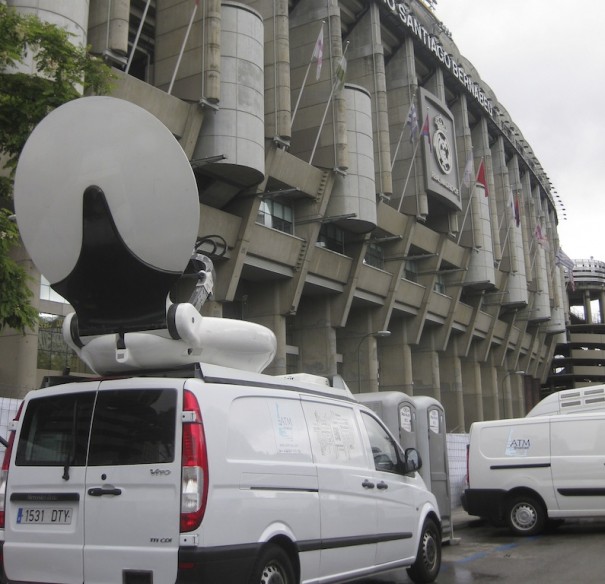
(381, 0, 494, 117)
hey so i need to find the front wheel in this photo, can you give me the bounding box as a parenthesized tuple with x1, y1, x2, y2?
(506, 495, 545, 536)
(249, 544, 296, 584)
(406, 517, 441, 583)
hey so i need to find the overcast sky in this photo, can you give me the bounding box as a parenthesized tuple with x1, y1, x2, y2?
(435, 0, 604, 262)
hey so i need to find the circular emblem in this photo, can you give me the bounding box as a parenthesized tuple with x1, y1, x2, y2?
(433, 115, 453, 175)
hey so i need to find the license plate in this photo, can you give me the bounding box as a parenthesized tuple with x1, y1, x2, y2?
(16, 507, 72, 525)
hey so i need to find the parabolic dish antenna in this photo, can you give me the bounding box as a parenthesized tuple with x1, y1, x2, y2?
(14, 96, 200, 334)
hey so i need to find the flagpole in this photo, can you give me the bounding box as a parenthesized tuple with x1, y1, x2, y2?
(396, 137, 422, 213)
(391, 92, 417, 171)
(168, 0, 199, 95)
(309, 41, 349, 166)
(291, 21, 324, 126)
(125, 0, 152, 75)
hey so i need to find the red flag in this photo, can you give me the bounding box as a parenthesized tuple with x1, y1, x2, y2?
(420, 114, 432, 152)
(476, 160, 488, 197)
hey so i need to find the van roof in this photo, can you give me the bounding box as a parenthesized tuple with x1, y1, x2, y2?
(526, 385, 605, 417)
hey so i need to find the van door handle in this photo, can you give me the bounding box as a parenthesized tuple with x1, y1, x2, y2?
(87, 487, 122, 497)
(376, 481, 388, 490)
(362, 479, 375, 489)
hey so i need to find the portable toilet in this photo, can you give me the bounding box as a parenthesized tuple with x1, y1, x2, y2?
(356, 391, 417, 450)
(356, 391, 454, 542)
(412, 396, 452, 541)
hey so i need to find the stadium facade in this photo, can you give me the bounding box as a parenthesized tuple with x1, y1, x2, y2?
(0, 0, 570, 431)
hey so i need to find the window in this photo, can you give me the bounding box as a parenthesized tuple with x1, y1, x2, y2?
(362, 412, 399, 473)
(257, 199, 293, 234)
(16, 392, 95, 466)
(404, 261, 418, 283)
(303, 401, 366, 467)
(37, 313, 91, 374)
(317, 224, 345, 254)
(40, 275, 69, 304)
(16, 389, 177, 467)
(434, 274, 445, 294)
(364, 243, 384, 269)
(88, 389, 177, 466)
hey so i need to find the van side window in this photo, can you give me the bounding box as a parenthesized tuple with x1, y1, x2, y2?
(302, 401, 366, 467)
(361, 413, 399, 473)
(227, 397, 313, 462)
(88, 389, 176, 466)
(15, 392, 95, 466)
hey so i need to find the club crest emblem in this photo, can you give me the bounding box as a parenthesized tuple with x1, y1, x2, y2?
(433, 115, 453, 175)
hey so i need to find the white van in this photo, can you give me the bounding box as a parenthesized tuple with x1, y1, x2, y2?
(0, 364, 441, 584)
(463, 411, 605, 535)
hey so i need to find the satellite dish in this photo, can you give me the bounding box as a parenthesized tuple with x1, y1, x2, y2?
(14, 96, 200, 335)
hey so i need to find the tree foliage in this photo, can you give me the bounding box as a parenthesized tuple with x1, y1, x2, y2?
(0, 4, 114, 332)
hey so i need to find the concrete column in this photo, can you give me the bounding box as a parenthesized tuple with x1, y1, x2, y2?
(412, 331, 441, 401)
(461, 349, 483, 429)
(481, 362, 499, 420)
(379, 319, 413, 394)
(585, 290, 593, 323)
(440, 343, 465, 432)
(0, 246, 40, 397)
(293, 297, 338, 379)
(241, 283, 287, 376)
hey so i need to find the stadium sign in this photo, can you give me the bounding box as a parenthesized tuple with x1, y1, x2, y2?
(381, 0, 494, 117)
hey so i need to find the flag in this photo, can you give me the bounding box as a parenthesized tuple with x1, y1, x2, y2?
(476, 159, 488, 197)
(534, 224, 550, 250)
(405, 102, 419, 143)
(462, 156, 473, 188)
(335, 54, 347, 90)
(420, 114, 432, 152)
(513, 191, 521, 227)
(312, 26, 324, 80)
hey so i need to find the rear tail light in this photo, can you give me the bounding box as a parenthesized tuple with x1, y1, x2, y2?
(180, 390, 208, 532)
(0, 404, 23, 529)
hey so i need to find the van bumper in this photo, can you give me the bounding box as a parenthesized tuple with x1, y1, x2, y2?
(462, 488, 507, 520)
(177, 543, 261, 584)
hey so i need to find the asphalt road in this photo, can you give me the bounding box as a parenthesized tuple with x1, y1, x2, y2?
(363, 516, 605, 583)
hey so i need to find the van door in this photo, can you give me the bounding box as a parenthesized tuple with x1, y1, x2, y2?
(3, 383, 98, 584)
(83, 379, 182, 584)
(360, 411, 417, 565)
(551, 416, 605, 515)
(301, 399, 377, 579)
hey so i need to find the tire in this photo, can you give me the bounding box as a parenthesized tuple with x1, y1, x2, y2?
(249, 544, 296, 584)
(406, 518, 441, 584)
(506, 495, 546, 536)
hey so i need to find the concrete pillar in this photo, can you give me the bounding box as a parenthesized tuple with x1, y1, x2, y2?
(241, 283, 287, 376)
(379, 319, 413, 394)
(461, 349, 483, 429)
(88, 0, 129, 57)
(0, 246, 40, 397)
(585, 290, 593, 323)
(293, 297, 338, 379)
(440, 345, 464, 432)
(412, 331, 441, 401)
(481, 362, 500, 420)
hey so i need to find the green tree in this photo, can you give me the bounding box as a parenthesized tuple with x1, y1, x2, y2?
(0, 4, 114, 333)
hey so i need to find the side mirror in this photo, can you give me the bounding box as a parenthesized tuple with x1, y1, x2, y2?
(403, 447, 422, 474)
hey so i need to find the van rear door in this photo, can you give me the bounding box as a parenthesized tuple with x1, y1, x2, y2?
(83, 379, 182, 584)
(3, 379, 182, 584)
(3, 382, 98, 584)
